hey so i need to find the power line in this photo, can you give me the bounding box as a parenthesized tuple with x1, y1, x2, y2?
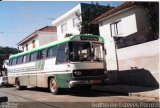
(0, 32, 33, 34)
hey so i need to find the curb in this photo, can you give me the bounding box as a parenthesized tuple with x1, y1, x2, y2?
(92, 85, 159, 100)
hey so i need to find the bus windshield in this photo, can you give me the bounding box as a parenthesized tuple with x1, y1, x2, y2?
(69, 42, 104, 62)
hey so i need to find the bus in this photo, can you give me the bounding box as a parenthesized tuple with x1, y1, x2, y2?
(8, 34, 108, 94)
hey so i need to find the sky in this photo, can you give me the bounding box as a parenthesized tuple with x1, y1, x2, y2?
(0, 1, 123, 48)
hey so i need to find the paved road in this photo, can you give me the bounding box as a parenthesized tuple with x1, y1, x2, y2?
(0, 87, 158, 108)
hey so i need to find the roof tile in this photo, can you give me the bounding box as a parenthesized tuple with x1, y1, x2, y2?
(93, 2, 136, 23)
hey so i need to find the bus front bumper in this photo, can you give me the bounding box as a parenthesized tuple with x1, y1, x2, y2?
(68, 75, 108, 88)
(68, 79, 106, 88)
(68, 80, 90, 88)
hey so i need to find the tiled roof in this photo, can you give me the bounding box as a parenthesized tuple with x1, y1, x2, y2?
(39, 26, 57, 32)
(93, 2, 136, 23)
(17, 26, 57, 45)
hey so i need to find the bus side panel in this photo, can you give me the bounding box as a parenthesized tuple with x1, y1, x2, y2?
(8, 76, 16, 85)
(19, 76, 30, 86)
(8, 67, 19, 85)
(36, 74, 48, 87)
(55, 73, 71, 88)
(29, 75, 37, 86)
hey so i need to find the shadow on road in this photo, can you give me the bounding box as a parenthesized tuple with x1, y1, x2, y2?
(18, 87, 127, 97)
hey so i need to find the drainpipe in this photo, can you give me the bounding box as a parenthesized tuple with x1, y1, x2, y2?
(113, 37, 119, 83)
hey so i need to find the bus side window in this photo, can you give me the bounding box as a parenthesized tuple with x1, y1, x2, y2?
(12, 58, 17, 65)
(52, 46, 58, 57)
(39, 49, 47, 59)
(17, 56, 23, 64)
(30, 52, 38, 61)
(47, 47, 52, 58)
(56, 44, 67, 64)
(23, 55, 26, 63)
(26, 54, 31, 62)
(9, 59, 12, 66)
(12, 58, 15, 65)
(47, 46, 58, 58)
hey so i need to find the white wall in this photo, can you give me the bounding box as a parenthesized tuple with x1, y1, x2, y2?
(56, 12, 81, 40)
(99, 7, 138, 39)
(22, 36, 39, 52)
(98, 6, 159, 87)
(117, 39, 159, 72)
(99, 6, 139, 71)
(21, 32, 57, 52)
(117, 39, 159, 87)
(38, 32, 57, 46)
(52, 4, 81, 40)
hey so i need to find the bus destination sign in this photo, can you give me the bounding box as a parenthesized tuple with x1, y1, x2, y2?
(80, 36, 99, 41)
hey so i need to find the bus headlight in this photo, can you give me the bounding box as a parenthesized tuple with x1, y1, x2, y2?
(104, 70, 108, 74)
(73, 71, 82, 76)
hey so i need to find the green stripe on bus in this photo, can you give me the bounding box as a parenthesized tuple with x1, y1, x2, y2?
(10, 34, 104, 59)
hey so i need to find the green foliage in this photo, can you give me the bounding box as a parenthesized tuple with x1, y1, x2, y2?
(77, 2, 113, 35)
(64, 33, 73, 38)
(0, 46, 21, 71)
(143, 2, 159, 39)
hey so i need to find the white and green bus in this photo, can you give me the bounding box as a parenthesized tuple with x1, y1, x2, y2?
(8, 34, 108, 94)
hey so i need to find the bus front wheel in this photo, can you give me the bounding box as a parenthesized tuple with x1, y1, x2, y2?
(49, 77, 59, 95)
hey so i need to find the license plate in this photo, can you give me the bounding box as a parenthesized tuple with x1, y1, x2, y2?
(90, 80, 102, 84)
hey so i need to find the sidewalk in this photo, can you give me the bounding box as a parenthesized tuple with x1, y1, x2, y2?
(92, 84, 159, 100)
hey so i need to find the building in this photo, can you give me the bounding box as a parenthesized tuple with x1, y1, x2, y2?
(94, 2, 159, 87)
(17, 26, 57, 52)
(52, 3, 107, 40)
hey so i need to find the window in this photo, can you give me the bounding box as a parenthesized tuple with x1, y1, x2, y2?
(12, 58, 17, 65)
(56, 44, 68, 64)
(47, 46, 58, 58)
(26, 44, 28, 51)
(30, 52, 38, 61)
(110, 20, 122, 37)
(17, 56, 23, 64)
(92, 43, 104, 61)
(23, 55, 26, 63)
(9, 59, 12, 66)
(22, 47, 24, 51)
(73, 17, 79, 27)
(69, 42, 91, 61)
(61, 23, 67, 34)
(26, 54, 31, 62)
(32, 40, 35, 48)
(39, 49, 47, 59)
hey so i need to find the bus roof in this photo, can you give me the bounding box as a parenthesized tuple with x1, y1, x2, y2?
(9, 34, 104, 59)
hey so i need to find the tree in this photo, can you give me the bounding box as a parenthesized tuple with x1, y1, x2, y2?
(142, 2, 159, 39)
(77, 2, 113, 35)
(0, 46, 21, 73)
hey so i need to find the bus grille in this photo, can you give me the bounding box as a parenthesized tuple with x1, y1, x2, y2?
(73, 69, 104, 77)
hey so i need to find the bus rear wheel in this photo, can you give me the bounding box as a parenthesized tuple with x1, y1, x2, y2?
(49, 77, 59, 95)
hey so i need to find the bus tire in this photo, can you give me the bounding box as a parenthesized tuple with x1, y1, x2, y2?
(49, 77, 59, 95)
